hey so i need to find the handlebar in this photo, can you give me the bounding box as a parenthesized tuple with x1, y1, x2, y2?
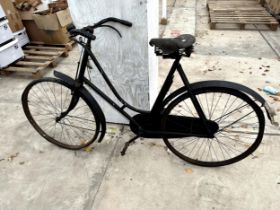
(93, 17, 133, 28)
(67, 17, 132, 41)
(69, 28, 96, 41)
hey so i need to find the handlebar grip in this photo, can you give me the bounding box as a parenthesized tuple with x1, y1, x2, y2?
(70, 29, 96, 40)
(67, 23, 76, 32)
(114, 18, 132, 27)
(94, 17, 133, 27)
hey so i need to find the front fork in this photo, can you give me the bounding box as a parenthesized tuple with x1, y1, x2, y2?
(56, 88, 80, 122)
(56, 41, 90, 122)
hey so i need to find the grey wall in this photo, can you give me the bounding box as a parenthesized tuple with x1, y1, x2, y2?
(68, 0, 159, 123)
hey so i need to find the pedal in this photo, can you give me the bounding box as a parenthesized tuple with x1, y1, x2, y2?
(120, 136, 139, 156)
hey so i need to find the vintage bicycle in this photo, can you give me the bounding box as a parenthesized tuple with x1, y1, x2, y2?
(22, 17, 276, 167)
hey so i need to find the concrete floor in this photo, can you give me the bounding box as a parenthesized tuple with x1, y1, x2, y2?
(1, 0, 280, 209)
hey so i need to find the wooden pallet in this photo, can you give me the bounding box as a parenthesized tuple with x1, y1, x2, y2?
(30, 40, 76, 51)
(258, 0, 280, 14)
(1, 41, 75, 78)
(207, 0, 279, 30)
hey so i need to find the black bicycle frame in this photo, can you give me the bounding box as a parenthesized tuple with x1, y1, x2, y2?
(71, 38, 210, 132)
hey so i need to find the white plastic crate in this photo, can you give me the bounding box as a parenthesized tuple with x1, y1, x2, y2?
(13, 28, 30, 47)
(0, 39, 24, 69)
(0, 5, 5, 20)
(0, 20, 14, 46)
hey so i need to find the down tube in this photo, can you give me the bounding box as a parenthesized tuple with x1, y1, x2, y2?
(83, 77, 140, 126)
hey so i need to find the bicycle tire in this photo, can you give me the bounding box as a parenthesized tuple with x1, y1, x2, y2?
(22, 78, 100, 150)
(161, 87, 265, 167)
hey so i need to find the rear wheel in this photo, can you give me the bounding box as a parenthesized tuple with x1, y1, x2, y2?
(162, 87, 265, 167)
(22, 78, 100, 150)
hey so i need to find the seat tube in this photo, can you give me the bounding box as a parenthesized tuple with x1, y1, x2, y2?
(177, 64, 212, 134)
(151, 56, 181, 114)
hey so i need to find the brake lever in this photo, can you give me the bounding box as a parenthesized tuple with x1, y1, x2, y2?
(95, 25, 122, 38)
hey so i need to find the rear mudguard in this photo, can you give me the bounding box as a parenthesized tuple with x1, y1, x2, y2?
(54, 71, 107, 142)
(163, 80, 277, 125)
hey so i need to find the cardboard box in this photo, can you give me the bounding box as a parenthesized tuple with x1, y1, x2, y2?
(48, 0, 68, 13)
(15, 0, 41, 8)
(19, 7, 34, 20)
(33, 8, 72, 31)
(23, 20, 70, 44)
(18, 3, 48, 20)
(0, 0, 24, 32)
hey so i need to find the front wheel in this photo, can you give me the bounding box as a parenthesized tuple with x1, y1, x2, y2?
(161, 87, 265, 167)
(22, 78, 100, 150)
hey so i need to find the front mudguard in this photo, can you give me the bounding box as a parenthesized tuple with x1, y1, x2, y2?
(54, 71, 107, 142)
(163, 80, 277, 126)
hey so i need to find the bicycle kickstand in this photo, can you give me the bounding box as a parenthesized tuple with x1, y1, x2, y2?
(121, 135, 139, 156)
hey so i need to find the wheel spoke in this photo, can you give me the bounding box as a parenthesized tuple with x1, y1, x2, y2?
(209, 93, 222, 120)
(218, 111, 254, 132)
(162, 88, 264, 166)
(214, 103, 249, 123)
(23, 80, 98, 149)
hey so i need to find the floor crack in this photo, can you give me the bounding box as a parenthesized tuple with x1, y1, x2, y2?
(84, 126, 124, 210)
